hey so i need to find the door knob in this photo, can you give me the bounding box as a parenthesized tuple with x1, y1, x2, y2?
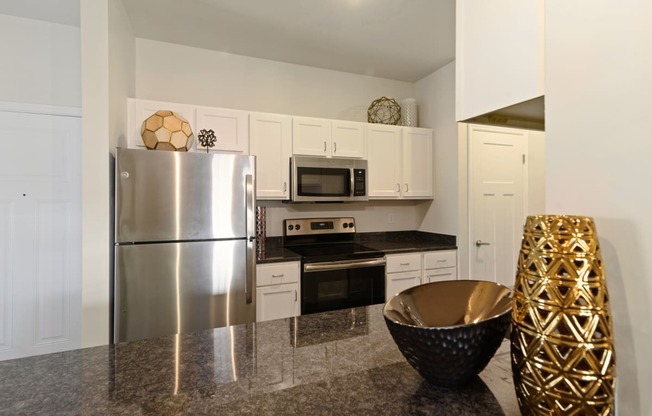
(475, 240, 490, 247)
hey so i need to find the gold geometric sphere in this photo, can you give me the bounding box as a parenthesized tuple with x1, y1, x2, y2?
(368, 96, 401, 125)
(140, 110, 194, 151)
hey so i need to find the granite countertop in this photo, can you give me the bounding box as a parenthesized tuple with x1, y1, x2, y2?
(0, 304, 518, 415)
(257, 231, 457, 264)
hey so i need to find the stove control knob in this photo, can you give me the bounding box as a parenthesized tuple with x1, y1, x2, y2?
(295, 224, 301, 231)
(343, 223, 348, 228)
(348, 222, 354, 228)
(288, 225, 294, 231)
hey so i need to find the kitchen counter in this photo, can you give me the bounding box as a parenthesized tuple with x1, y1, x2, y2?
(257, 231, 456, 264)
(0, 304, 518, 415)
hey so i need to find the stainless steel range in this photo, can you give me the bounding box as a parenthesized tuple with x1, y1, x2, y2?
(283, 217, 386, 315)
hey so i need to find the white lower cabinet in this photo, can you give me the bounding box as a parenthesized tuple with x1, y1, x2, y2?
(385, 250, 458, 300)
(422, 250, 458, 284)
(256, 262, 300, 322)
(385, 253, 422, 301)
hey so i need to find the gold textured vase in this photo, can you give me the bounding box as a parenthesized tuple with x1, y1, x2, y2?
(511, 215, 616, 415)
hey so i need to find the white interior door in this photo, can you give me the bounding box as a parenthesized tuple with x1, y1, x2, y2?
(0, 108, 81, 360)
(469, 125, 527, 287)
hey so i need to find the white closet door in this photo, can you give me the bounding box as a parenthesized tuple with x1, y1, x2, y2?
(0, 109, 81, 360)
(469, 125, 526, 288)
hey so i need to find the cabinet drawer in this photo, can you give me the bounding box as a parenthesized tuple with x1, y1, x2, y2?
(386, 253, 421, 273)
(256, 262, 300, 287)
(423, 251, 457, 270)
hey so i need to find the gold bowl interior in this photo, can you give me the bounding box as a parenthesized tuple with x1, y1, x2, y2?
(384, 280, 513, 328)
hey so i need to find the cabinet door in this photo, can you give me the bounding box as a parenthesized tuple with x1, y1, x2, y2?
(256, 283, 299, 322)
(250, 113, 292, 199)
(129, 99, 196, 149)
(292, 117, 331, 157)
(423, 268, 457, 284)
(331, 120, 366, 158)
(402, 127, 433, 198)
(367, 124, 401, 198)
(195, 106, 249, 154)
(386, 271, 421, 301)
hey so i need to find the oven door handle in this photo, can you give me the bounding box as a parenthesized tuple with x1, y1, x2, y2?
(303, 258, 386, 273)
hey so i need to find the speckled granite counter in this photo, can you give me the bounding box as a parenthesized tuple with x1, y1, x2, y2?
(257, 231, 456, 264)
(0, 304, 517, 415)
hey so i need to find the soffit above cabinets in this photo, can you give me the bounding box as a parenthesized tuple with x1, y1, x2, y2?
(121, 0, 455, 82)
(1, 0, 455, 82)
(0, 0, 80, 27)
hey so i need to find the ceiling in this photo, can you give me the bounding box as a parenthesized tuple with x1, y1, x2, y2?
(0, 0, 455, 83)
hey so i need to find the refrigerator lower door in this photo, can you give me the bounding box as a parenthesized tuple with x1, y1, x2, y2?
(114, 240, 255, 343)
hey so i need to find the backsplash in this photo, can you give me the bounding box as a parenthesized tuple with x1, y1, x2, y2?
(258, 200, 418, 236)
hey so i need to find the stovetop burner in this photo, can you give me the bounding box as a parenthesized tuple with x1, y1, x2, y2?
(287, 242, 384, 263)
(283, 217, 384, 262)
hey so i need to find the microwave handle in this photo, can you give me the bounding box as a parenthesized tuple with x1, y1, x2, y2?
(350, 168, 355, 197)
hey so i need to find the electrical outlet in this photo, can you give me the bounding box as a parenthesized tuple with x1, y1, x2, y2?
(388, 214, 395, 224)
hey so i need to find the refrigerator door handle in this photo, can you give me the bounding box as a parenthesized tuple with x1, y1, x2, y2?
(245, 174, 255, 304)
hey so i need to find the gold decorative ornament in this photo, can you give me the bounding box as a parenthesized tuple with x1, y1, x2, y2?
(511, 215, 616, 416)
(367, 96, 401, 125)
(141, 110, 194, 151)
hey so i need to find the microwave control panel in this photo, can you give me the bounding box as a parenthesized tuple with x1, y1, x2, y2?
(353, 169, 366, 196)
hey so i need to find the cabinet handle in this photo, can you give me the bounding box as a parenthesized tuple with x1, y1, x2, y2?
(333, 142, 337, 153)
(272, 274, 284, 278)
(283, 182, 287, 192)
(324, 141, 327, 152)
(393, 275, 417, 281)
(405, 183, 409, 192)
(294, 289, 298, 302)
(396, 183, 400, 192)
(400, 262, 410, 266)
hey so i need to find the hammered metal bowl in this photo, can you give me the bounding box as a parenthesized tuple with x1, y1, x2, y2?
(383, 280, 512, 388)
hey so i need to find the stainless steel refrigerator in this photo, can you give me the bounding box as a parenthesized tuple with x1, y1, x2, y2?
(113, 148, 256, 343)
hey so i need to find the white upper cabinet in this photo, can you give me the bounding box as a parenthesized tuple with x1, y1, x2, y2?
(195, 106, 249, 154)
(292, 117, 331, 157)
(367, 124, 433, 199)
(367, 124, 402, 198)
(330, 120, 366, 158)
(293, 116, 366, 158)
(128, 99, 196, 149)
(249, 112, 292, 200)
(401, 127, 433, 198)
(456, 0, 544, 121)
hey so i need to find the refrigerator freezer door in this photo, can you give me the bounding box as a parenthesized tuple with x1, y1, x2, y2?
(115, 148, 254, 243)
(114, 240, 255, 342)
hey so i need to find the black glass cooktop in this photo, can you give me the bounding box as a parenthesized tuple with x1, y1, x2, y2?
(287, 243, 384, 263)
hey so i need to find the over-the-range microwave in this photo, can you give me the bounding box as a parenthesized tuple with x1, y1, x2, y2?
(289, 156, 368, 202)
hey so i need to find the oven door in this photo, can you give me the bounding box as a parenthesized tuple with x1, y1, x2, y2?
(301, 258, 386, 315)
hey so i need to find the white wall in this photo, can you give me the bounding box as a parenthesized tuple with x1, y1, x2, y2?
(108, 0, 135, 151)
(546, 2, 652, 414)
(0, 14, 80, 108)
(80, 0, 111, 347)
(456, 0, 544, 121)
(414, 61, 457, 236)
(135, 39, 415, 122)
